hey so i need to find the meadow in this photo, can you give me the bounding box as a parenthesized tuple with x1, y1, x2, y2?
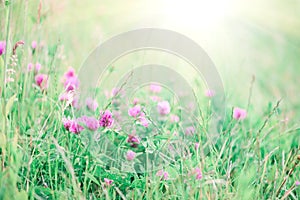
(0, 0, 299, 199)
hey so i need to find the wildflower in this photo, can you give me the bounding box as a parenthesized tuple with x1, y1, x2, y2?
(0, 41, 6, 56)
(59, 91, 79, 109)
(126, 150, 136, 161)
(64, 67, 76, 78)
(149, 84, 162, 93)
(69, 122, 84, 134)
(133, 98, 139, 105)
(86, 97, 98, 111)
(156, 169, 164, 176)
(64, 76, 79, 91)
(157, 101, 171, 116)
(205, 89, 215, 97)
(185, 126, 195, 135)
(195, 142, 200, 150)
(296, 181, 300, 186)
(62, 67, 79, 91)
(27, 63, 34, 71)
(139, 116, 149, 127)
(62, 117, 84, 134)
(104, 178, 113, 186)
(35, 62, 42, 72)
(99, 110, 114, 128)
(59, 92, 73, 102)
(31, 41, 37, 49)
(233, 107, 247, 120)
(127, 134, 140, 144)
(194, 167, 202, 180)
(170, 114, 180, 123)
(78, 116, 99, 131)
(156, 169, 169, 180)
(127, 134, 140, 148)
(35, 74, 48, 89)
(62, 117, 72, 130)
(128, 105, 141, 118)
(163, 171, 169, 180)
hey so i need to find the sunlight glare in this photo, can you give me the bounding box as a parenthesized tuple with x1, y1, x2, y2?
(162, 0, 234, 29)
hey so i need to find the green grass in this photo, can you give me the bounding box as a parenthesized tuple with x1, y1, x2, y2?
(0, 0, 300, 199)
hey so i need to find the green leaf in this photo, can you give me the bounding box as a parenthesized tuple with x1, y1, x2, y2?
(5, 94, 17, 117)
(84, 172, 101, 186)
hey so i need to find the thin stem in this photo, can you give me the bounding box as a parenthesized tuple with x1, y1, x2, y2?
(276, 155, 300, 197)
(246, 75, 255, 111)
(2, 0, 12, 136)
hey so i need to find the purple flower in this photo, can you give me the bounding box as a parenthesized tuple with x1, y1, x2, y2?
(86, 97, 98, 111)
(31, 41, 37, 49)
(63, 117, 72, 130)
(59, 92, 79, 109)
(127, 135, 140, 144)
(156, 169, 164, 176)
(136, 112, 149, 127)
(233, 107, 247, 120)
(64, 67, 76, 78)
(35, 74, 48, 89)
(170, 114, 180, 123)
(296, 181, 300, 186)
(156, 169, 169, 180)
(139, 116, 149, 127)
(127, 134, 140, 147)
(205, 89, 215, 97)
(0, 41, 6, 56)
(99, 110, 114, 128)
(126, 150, 136, 161)
(62, 67, 79, 91)
(157, 101, 171, 116)
(78, 116, 99, 131)
(104, 178, 113, 186)
(27, 63, 34, 71)
(195, 142, 200, 150)
(133, 98, 139, 105)
(63, 117, 84, 134)
(185, 126, 195, 135)
(64, 76, 79, 91)
(163, 172, 169, 180)
(194, 167, 202, 180)
(149, 84, 162, 93)
(128, 105, 141, 118)
(59, 92, 72, 101)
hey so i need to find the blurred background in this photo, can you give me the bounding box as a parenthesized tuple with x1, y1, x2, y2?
(4, 0, 300, 121)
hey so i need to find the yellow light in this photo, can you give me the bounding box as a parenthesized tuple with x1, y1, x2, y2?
(162, 0, 233, 29)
